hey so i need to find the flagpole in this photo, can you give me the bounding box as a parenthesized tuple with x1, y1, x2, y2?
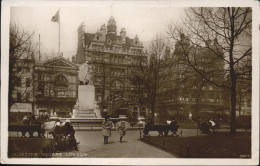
(59, 9, 60, 55)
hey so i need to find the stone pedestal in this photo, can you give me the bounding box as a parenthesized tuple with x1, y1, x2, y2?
(72, 85, 101, 118)
(78, 85, 95, 110)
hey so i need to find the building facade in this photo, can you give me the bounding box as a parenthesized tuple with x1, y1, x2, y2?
(10, 58, 35, 114)
(34, 57, 79, 117)
(76, 16, 148, 118)
(156, 34, 227, 120)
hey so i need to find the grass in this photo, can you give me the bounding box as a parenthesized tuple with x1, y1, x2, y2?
(141, 131, 251, 158)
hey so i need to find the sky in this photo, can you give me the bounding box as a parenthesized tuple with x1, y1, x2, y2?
(10, 5, 185, 60)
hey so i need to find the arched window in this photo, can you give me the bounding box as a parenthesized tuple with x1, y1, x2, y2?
(55, 75, 68, 87)
(54, 75, 68, 98)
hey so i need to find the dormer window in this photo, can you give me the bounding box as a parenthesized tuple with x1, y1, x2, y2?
(97, 36, 99, 41)
(107, 39, 111, 45)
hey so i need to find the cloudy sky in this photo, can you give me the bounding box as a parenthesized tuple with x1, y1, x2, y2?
(10, 3, 185, 60)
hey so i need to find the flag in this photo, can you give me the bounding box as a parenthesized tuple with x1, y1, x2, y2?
(51, 9, 60, 23)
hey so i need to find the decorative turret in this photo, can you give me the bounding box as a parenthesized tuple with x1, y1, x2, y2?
(100, 24, 106, 41)
(120, 28, 126, 44)
(100, 24, 106, 35)
(107, 16, 117, 35)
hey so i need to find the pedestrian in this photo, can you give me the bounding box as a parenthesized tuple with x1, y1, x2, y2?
(170, 117, 178, 136)
(64, 121, 79, 151)
(102, 115, 113, 144)
(189, 112, 193, 122)
(209, 119, 216, 133)
(117, 121, 127, 142)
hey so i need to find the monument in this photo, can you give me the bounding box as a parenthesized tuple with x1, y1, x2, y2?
(72, 61, 101, 118)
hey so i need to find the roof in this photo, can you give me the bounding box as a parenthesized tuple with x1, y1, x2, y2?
(35, 56, 78, 70)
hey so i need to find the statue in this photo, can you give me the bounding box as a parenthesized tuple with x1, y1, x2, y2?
(72, 99, 80, 118)
(93, 101, 101, 118)
(79, 60, 92, 85)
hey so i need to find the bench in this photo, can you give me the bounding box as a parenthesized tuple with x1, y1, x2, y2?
(9, 124, 43, 138)
(143, 124, 180, 136)
(236, 124, 251, 131)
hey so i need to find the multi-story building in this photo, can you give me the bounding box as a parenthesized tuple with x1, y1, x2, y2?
(10, 57, 35, 114)
(76, 16, 147, 118)
(33, 56, 79, 117)
(156, 34, 227, 120)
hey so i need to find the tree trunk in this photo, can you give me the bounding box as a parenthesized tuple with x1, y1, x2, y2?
(229, 8, 237, 134)
(230, 77, 237, 134)
(238, 93, 242, 117)
(151, 71, 158, 124)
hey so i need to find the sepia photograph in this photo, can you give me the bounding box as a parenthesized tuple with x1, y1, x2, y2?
(1, 0, 259, 165)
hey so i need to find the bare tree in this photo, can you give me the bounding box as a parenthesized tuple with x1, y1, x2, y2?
(9, 23, 36, 113)
(131, 35, 166, 123)
(168, 7, 252, 133)
(130, 52, 149, 117)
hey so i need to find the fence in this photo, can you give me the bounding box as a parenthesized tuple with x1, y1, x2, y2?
(139, 127, 251, 158)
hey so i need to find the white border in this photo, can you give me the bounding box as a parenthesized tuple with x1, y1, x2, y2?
(1, 0, 259, 165)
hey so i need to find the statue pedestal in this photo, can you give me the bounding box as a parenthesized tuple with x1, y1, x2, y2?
(72, 85, 100, 118)
(78, 85, 95, 110)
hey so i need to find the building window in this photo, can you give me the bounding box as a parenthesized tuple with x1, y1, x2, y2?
(55, 75, 68, 87)
(26, 78, 30, 87)
(17, 92, 21, 101)
(38, 82, 44, 93)
(26, 92, 30, 101)
(96, 55, 102, 61)
(55, 75, 68, 97)
(16, 77, 21, 87)
(38, 72, 43, 80)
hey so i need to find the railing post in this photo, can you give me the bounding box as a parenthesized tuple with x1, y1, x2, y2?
(139, 125, 141, 139)
(186, 144, 191, 158)
(198, 146, 201, 157)
(180, 144, 182, 156)
(163, 138, 165, 148)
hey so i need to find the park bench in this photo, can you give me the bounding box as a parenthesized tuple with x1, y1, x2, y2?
(9, 124, 43, 138)
(236, 124, 251, 131)
(143, 124, 180, 136)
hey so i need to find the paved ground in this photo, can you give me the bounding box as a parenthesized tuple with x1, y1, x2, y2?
(8, 128, 234, 158)
(73, 130, 176, 157)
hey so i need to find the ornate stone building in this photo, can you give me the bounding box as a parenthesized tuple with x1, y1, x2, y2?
(10, 57, 35, 114)
(34, 57, 79, 117)
(76, 16, 147, 118)
(156, 34, 227, 120)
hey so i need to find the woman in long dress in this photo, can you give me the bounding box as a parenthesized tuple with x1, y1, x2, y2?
(102, 115, 113, 144)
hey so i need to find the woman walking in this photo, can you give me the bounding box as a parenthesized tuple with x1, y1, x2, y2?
(118, 121, 127, 142)
(102, 115, 113, 144)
